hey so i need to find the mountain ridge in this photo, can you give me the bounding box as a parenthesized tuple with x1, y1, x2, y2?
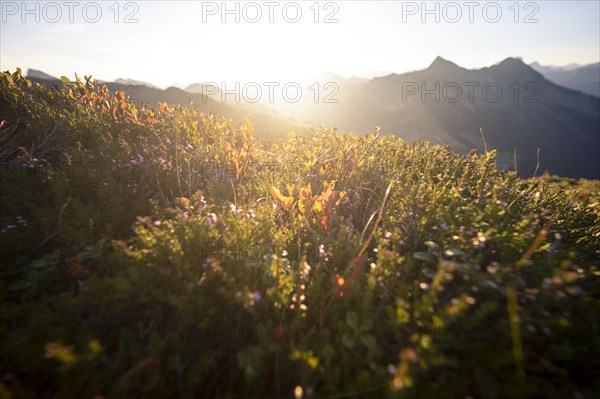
(302, 57, 599, 179)
(22, 57, 600, 178)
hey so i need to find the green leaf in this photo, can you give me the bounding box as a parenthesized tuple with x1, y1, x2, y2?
(413, 252, 435, 262)
(346, 311, 359, 329)
(503, 274, 526, 289)
(60, 76, 71, 85)
(30, 259, 51, 269)
(342, 333, 355, 348)
(444, 246, 463, 257)
(360, 334, 376, 349)
(456, 263, 474, 275)
(360, 319, 373, 331)
(424, 241, 439, 251)
(9, 280, 34, 291)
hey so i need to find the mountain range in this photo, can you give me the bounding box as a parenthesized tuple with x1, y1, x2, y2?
(293, 57, 599, 179)
(25, 58, 600, 178)
(530, 61, 600, 97)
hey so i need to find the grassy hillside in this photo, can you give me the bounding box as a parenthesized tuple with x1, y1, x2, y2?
(1, 69, 599, 398)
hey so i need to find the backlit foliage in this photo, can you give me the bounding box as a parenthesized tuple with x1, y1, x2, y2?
(1, 69, 599, 398)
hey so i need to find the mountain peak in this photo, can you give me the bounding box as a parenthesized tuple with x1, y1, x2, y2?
(497, 57, 528, 68)
(26, 69, 59, 81)
(427, 56, 461, 71)
(115, 78, 160, 90)
(493, 57, 544, 80)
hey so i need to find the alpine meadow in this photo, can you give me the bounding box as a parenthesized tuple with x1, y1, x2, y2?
(1, 1, 599, 398)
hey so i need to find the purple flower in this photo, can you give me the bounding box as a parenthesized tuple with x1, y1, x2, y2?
(182, 212, 189, 221)
(206, 213, 217, 227)
(252, 291, 262, 302)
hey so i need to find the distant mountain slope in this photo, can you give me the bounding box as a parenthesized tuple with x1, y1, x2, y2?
(304, 57, 599, 179)
(26, 69, 60, 83)
(530, 62, 600, 97)
(114, 78, 161, 90)
(118, 85, 310, 137)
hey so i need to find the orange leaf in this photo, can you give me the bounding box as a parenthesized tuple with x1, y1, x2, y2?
(271, 186, 294, 210)
(64, 257, 90, 279)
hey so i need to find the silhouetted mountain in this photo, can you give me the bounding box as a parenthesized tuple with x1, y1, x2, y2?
(318, 72, 368, 89)
(531, 61, 600, 96)
(185, 83, 210, 94)
(530, 62, 600, 97)
(114, 78, 161, 90)
(306, 57, 599, 178)
(26, 69, 60, 83)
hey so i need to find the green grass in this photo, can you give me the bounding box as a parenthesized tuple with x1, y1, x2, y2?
(1, 69, 599, 398)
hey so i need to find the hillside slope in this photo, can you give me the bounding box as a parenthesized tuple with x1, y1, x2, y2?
(303, 57, 600, 179)
(1, 69, 599, 399)
(531, 62, 600, 97)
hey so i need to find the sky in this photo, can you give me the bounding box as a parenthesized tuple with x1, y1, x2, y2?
(1, 1, 599, 88)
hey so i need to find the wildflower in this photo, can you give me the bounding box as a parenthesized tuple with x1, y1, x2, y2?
(252, 291, 262, 302)
(294, 385, 303, 399)
(486, 262, 500, 274)
(401, 347, 419, 363)
(45, 342, 77, 364)
(206, 213, 217, 227)
(300, 261, 311, 280)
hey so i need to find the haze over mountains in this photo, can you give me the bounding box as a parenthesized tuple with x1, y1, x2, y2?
(300, 57, 599, 179)
(25, 57, 600, 179)
(530, 61, 600, 97)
